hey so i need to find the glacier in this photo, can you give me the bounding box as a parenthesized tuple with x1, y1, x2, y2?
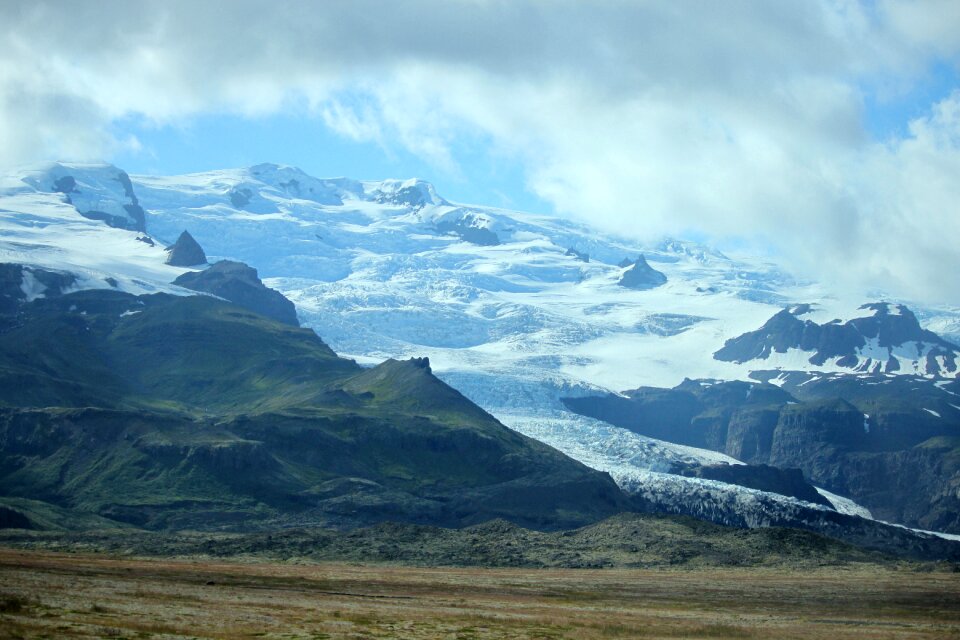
(5, 161, 960, 535)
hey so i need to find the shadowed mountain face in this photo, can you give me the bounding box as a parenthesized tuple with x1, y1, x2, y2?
(173, 260, 299, 327)
(27, 163, 147, 232)
(715, 303, 960, 376)
(0, 288, 626, 532)
(164, 230, 207, 266)
(618, 255, 667, 290)
(564, 375, 960, 533)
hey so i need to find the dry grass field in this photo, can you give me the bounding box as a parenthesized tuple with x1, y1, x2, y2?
(1, 548, 959, 639)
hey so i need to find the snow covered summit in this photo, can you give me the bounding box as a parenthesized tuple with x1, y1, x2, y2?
(4, 160, 960, 539)
(715, 302, 960, 377)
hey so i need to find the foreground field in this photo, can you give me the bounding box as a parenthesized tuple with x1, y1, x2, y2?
(1, 549, 959, 639)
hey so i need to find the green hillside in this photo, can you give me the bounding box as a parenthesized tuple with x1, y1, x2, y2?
(0, 289, 626, 531)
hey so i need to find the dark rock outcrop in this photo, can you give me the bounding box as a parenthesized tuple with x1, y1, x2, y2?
(229, 188, 253, 209)
(618, 255, 667, 290)
(715, 303, 959, 375)
(564, 374, 960, 534)
(373, 180, 446, 208)
(0, 264, 77, 314)
(436, 218, 500, 246)
(114, 170, 148, 232)
(173, 260, 298, 326)
(52, 168, 146, 232)
(164, 231, 208, 267)
(565, 247, 589, 262)
(681, 463, 832, 506)
(769, 399, 867, 462)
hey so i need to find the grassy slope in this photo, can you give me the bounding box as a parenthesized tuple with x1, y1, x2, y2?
(0, 290, 625, 531)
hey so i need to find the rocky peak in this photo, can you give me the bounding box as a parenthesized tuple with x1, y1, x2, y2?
(172, 260, 299, 327)
(370, 178, 447, 208)
(715, 302, 959, 376)
(408, 356, 432, 372)
(851, 303, 951, 349)
(164, 230, 208, 267)
(618, 255, 667, 291)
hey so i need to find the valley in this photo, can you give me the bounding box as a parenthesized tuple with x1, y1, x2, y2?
(5, 4, 960, 638)
(1, 161, 959, 566)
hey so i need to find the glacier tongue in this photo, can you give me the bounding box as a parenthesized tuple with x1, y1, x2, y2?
(126, 166, 960, 514)
(4, 162, 957, 528)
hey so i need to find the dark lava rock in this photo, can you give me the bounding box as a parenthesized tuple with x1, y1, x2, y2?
(436, 218, 500, 246)
(0, 264, 77, 314)
(173, 260, 299, 326)
(115, 170, 147, 232)
(618, 255, 667, 290)
(682, 463, 832, 506)
(715, 302, 958, 373)
(229, 188, 253, 209)
(164, 231, 208, 267)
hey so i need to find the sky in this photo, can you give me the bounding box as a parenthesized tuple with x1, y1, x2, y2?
(1, 0, 959, 304)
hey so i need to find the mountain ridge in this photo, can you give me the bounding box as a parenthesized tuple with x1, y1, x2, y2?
(2, 160, 960, 558)
(716, 302, 960, 377)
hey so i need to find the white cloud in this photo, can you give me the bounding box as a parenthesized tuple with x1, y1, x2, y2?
(1, 0, 959, 303)
(880, 0, 960, 58)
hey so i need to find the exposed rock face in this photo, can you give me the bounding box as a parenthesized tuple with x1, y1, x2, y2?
(769, 399, 867, 463)
(564, 375, 960, 533)
(680, 463, 832, 507)
(715, 302, 959, 375)
(565, 247, 590, 262)
(164, 231, 207, 267)
(724, 407, 781, 462)
(435, 213, 500, 246)
(0, 264, 77, 314)
(618, 255, 667, 290)
(372, 179, 447, 208)
(228, 188, 253, 209)
(41, 164, 146, 232)
(173, 260, 299, 326)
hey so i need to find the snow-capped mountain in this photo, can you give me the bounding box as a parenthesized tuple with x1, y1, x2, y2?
(4, 161, 960, 540)
(715, 302, 960, 377)
(0, 163, 190, 297)
(19, 162, 146, 232)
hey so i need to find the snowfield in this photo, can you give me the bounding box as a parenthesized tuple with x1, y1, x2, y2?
(5, 161, 960, 530)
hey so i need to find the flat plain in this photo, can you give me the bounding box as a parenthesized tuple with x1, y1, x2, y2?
(1, 548, 959, 639)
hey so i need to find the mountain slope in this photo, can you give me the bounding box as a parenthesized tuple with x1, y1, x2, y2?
(2, 161, 960, 554)
(0, 288, 626, 531)
(564, 375, 960, 532)
(716, 303, 960, 376)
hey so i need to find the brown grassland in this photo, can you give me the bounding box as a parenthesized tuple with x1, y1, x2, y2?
(1, 548, 959, 639)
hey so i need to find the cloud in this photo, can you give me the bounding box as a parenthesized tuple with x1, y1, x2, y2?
(1, 0, 960, 303)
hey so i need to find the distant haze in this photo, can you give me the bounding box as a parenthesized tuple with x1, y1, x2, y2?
(2, 0, 959, 304)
